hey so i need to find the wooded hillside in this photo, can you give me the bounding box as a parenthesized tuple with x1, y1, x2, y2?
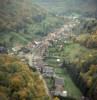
(0, 0, 64, 46)
(0, 54, 50, 100)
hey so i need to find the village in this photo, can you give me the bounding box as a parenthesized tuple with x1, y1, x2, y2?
(0, 16, 82, 99)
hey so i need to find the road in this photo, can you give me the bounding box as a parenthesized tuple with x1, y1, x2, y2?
(25, 17, 79, 97)
(29, 18, 77, 61)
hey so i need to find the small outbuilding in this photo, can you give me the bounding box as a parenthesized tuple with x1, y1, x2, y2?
(42, 67, 54, 77)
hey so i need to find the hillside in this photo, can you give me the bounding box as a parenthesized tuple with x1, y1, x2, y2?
(0, 54, 50, 100)
(43, 16, 97, 99)
(45, 32, 97, 100)
(32, 0, 97, 16)
(0, 0, 64, 46)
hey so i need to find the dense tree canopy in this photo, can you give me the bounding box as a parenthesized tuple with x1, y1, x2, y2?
(0, 54, 50, 100)
(0, 0, 64, 46)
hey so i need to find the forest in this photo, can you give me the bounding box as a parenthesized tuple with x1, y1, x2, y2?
(0, 0, 97, 100)
(0, 0, 64, 46)
(0, 54, 50, 100)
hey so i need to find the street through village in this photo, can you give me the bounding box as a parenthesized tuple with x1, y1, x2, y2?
(24, 17, 82, 99)
(27, 17, 78, 68)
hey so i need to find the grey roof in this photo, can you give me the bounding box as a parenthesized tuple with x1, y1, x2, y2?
(43, 67, 54, 73)
(42, 67, 54, 77)
(55, 77, 64, 86)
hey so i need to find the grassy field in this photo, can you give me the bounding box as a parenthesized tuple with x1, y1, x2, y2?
(55, 67, 82, 99)
(45, 38, 97, 99)
(44, 42, 84, 99)
(44, 57, 82, 100)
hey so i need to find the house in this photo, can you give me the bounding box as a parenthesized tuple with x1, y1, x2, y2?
(36, 67, 42, 72)
(54, 77, 64, 87)
(35, 63, 43, 72)
(34, 41, 41, 45)
(32, 59, 45, 72)
(54, 90, 68, 97)
(20, 47, 30, 53)
(42, 67, 54, 77)
(0, 46, 7, 54)
(53, 77, 68, 97)
(12, 44, 23, 53)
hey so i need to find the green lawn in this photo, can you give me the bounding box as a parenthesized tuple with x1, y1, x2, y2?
(44, 60, 82, 99)
(44, 44, 83, 99)
(55, 67, 82, 100)
(44, 56, 82, 100)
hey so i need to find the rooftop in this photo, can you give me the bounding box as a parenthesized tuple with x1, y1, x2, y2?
(55, 77, 64, 86)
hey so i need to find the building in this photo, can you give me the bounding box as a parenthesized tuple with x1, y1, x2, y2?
(0, 46, 7, 54)
(54, 77, 64, 87)
(42, 67, 54, 77)
(20, 47, 30, 53)
(36, 67, 42, 72)
(53, 77, 68, 97)
(35, 63, 43, 72)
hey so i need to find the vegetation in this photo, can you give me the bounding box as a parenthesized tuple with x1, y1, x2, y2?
(44, 48, 82, 100)
(0, 0, 97, 100)
(74, 32, 97, 48)
(0, 54, 50, 100)
(32, 0, 97, 16)
(63, 44, 97, 100)
(45, 33, 97, 99)
(72, 18, 97, 35)
(0, 0, 64, 46)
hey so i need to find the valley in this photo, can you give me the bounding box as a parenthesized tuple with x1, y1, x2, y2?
(15, 17, 84, 100)
(0, 0, 97, 100)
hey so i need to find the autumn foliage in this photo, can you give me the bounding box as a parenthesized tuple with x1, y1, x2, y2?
(0, 54, 49, 100)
